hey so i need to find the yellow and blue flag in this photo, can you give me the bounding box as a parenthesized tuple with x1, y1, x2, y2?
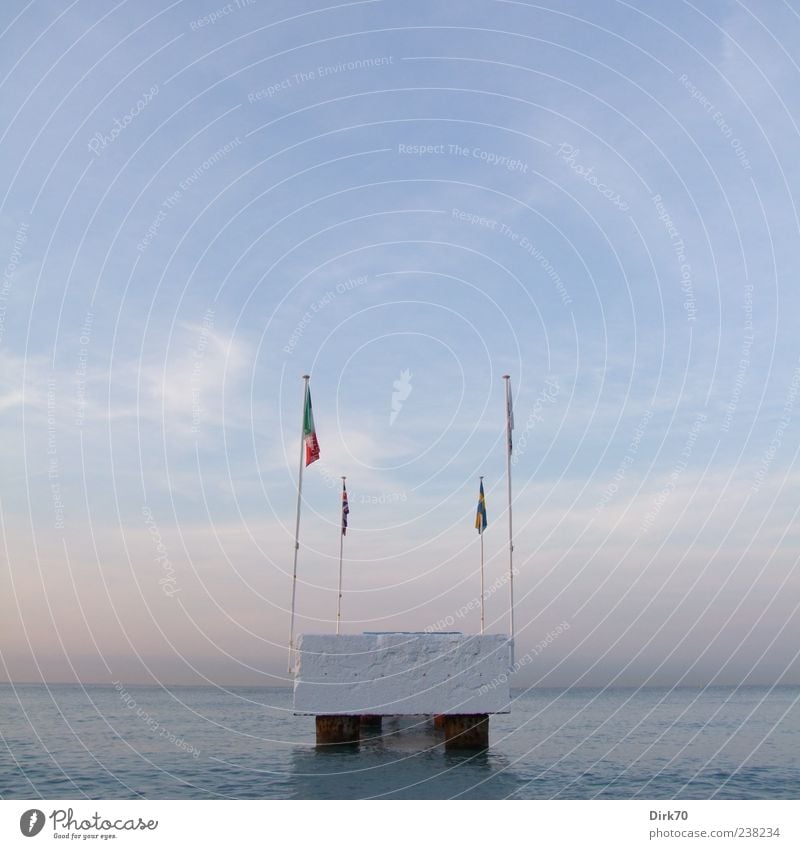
(475, 479, 487, 534)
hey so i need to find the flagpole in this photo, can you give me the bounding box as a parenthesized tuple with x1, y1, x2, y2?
(288, 374, 310, 673)
(336, 476, 346, 635)
(503, 375, 515, 665)
(479, 476, 485, 636)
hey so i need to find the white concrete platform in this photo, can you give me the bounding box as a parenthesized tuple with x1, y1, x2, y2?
(293, 632, 512, 715)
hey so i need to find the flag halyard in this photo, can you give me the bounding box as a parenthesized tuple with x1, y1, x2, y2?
(506, 380, 514, 454)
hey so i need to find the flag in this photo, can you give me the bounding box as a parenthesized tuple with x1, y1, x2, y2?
(303, 384, 320, 465)
(341, 480, 349, 536)
(506, 380, 514, 453)
(475, 479, 487, 534)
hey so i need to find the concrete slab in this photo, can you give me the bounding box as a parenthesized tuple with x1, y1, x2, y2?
(293, 632, 512, 715)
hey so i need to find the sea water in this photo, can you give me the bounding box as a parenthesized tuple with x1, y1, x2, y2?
(1, 684, 797, 799)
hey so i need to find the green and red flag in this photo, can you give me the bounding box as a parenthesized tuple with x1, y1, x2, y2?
(303, 384, 320, 465)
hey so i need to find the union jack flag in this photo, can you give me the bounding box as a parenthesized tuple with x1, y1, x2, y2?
(341, 480, 349, 536)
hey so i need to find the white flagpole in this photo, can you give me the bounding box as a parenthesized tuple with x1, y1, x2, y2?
(336, 476, 346, 635)
(503, 375, 515, 665)
(479, 476, 485, 636)
(288, 374, 310, 673)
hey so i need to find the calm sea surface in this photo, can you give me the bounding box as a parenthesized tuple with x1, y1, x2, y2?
(1, 685, 797, 800)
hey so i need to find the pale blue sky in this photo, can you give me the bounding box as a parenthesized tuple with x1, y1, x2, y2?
(2, 0, 799, 687)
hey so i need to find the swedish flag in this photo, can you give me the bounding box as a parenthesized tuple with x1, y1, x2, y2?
(475, 478, 487, 534)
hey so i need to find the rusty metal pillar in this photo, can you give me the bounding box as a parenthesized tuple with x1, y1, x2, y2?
(315, 715, 360, 746)
(433, 714, 446, 730)
(443, 714, 489, 750)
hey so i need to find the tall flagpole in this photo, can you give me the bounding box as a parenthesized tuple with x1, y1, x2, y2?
(336, 476, 346, 635)
(288, 374, 310, 672)
(479, 476, 485, 635)
(503, 375, 515, 665)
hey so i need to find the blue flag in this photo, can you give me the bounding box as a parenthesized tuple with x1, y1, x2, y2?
(475, 479, 487, 534)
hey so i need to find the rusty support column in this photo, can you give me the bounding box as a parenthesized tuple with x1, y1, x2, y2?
(443, 714, 489, 750)
(433, 714, 446, 730)
(315, 715, 360, 746)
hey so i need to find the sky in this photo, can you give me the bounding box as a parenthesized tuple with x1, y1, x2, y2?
(1, 0, 800, 688)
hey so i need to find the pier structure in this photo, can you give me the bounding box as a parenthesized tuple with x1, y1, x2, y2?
(293, 632, 511, 750)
